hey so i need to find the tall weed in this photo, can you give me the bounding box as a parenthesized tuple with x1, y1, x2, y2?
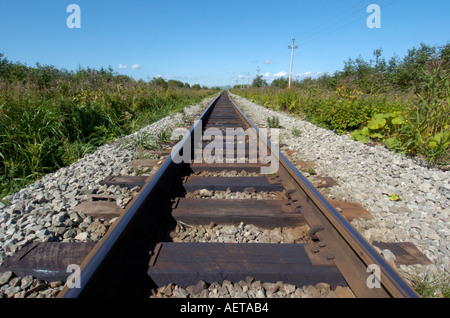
(0, 59, 217, 199)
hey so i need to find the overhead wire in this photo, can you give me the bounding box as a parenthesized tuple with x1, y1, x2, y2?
(255, 1, 374, 72)
(254, 0, 400, 77)
(299, 0, 400, 47)
(296, 0, 375, 44)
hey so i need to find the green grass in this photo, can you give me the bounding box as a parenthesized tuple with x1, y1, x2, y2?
(411, 271, 450, 298)
(0, 56, 219, 200)
(157, 127, 174, 143)
(266, 116, 283, 128)
(120, 131, 161, 152)
(291, 127, 302, 137)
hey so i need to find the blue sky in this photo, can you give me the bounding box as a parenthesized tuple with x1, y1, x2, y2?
(0, 0, 449, 87)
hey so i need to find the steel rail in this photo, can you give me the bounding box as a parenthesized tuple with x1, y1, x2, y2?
(227, 92, 419, 298)
(58, 92, 223, 298)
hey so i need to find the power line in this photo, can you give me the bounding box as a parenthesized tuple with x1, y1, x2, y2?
(255, 1, 375, 68)
(299, 0, 399, 47)
(297, 0, 373, 44)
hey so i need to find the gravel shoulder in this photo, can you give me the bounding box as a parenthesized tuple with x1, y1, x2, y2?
(230, 93, 450, 286)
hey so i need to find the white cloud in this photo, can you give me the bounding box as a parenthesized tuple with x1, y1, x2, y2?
(118, 64, 128, 69)
(227, 70, 235, 74)
(130, 64, 141, 70)
(264, 59, 273, 65)
(295, 71, 323, 79)
(154, 74, 177, 79)
(274, 71, 287, 77)
(258, 70, 323, 85)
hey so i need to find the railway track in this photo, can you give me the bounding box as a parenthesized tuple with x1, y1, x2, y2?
(1, 91, 419, 298)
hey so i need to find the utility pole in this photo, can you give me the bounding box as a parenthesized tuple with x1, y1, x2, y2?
(288, 38, 298, 89)
(256, 66, 261, 77)
(245, 72, 250, 89)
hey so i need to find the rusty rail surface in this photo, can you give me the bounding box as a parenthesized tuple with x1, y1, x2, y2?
(56, 91, 419, 298)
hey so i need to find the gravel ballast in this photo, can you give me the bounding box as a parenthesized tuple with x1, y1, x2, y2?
(149, 278, 355, 298)
(1, 92, 448, 298)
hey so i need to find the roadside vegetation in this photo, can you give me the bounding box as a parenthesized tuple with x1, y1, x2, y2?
(411, 271, 449, 298)
(0, 54, 219, 200)
(231, 42, 450, 167)
(233, 42, 450, 298)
